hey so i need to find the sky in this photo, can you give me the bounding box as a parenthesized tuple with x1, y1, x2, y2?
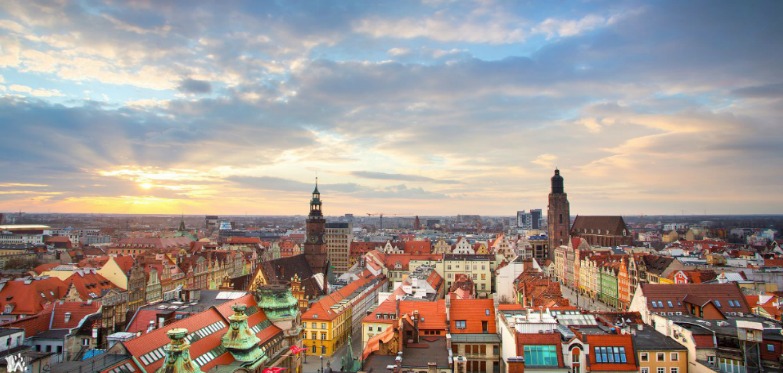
(0, 0, 782, 217)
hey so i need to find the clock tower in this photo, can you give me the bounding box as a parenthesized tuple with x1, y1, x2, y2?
(304, 179, 328, 277)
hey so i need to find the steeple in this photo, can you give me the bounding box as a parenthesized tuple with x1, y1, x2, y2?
(157, 328, 203, 373)
(551, 169, 564, 194)
(221, 304, 266, 365)
(178, 214, 186, 232)
(309, 178, 322, 217)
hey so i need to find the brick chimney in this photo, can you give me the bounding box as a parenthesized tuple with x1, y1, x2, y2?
(507, 356, 525, 373)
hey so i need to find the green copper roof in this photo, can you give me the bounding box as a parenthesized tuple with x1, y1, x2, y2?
(157, 328, 203, 373)
(255, 285, 300, 322)
(222, 305, 263, 355)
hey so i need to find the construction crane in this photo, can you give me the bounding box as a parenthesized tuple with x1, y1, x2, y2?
(366, 213, 384, 230)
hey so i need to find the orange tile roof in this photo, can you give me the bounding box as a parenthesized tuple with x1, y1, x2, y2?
(33, 263, 59, 275)
(302, 275, 384, 321)
(585, 333, 637, 371)
(65, 271, 119, 300)
(226, 236, 262, 244)
(0, 277, 68, 316)
(51, 300, 101, 329)
(449, 298, 496, 334)
(515, 332, 565, 367)
(123, 294, 281, 372)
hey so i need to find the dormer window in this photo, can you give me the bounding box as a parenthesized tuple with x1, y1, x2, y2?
(4, 304, 13, 313)
(64, 312, 71, 323)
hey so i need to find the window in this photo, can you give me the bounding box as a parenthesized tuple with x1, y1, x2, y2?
(455, 320, 466, 329)
(377, 326, 382, 331)
(657, 368, 665, 373)
(667, 300, 673, 307)
(82, 338, 90, 346)
(641, 369, 649, 373)
(524, 345, 558, 366)
(767, 344, 775, 352)
(641, 352, 649, 362)
(321, 333, 326, 340)
(311, 332, 317, 340)
(312, 345, 316, 353)
(671, 352, 679, 361)
(714, 300, 721, 308)
(670, 368, 678, 373)
(657, 352, 665, 361)
(321, 345, 326, 354)
(594, 347, 626, 363)
(482, 321, 488, 333)
(321, 323, 326, 329)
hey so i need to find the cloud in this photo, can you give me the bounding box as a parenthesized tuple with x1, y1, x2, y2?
(9, 84, 63, 97)
(732, 83, 783, 99)
(351, 171, 458, 184)
(177, 78, 212, 94)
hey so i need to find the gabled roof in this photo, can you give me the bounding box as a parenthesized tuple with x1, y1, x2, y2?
(301, 275, 382, 321)
(0, 277, 68, 315)
(571, 216, 630, 236)
(122, 294, 282, 372)
(65, 270, 119, 300)
(33, 263, 60, 275)
(640, 283, 751, 314)
(50, 300, 101, 329)
(258, 254, 323, 297)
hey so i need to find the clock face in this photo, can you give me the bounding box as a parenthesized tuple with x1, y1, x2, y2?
(308, 235, 318, 243)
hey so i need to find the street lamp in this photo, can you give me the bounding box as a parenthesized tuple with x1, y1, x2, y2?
(320, 355, 324, 373)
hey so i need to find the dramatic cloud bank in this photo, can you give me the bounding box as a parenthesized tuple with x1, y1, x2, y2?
(0, 0, 781, 215)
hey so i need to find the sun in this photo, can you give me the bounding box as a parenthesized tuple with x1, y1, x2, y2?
(139, 182, 153, 190)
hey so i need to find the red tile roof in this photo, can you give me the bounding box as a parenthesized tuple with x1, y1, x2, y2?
(123, 294, 281, 372)
(515, 332, 565, 367)
(51, 300, 101, 329)
(449, 297, 496, 334)
(302, 275, 383, 321)
(226, 236, 262, 244)
(65, 270, 119, 300)
(33, 263, 60, 275)
(585, 333, 637, 371)
(0, 277, 68, 316)
(640, 283, 751, 314)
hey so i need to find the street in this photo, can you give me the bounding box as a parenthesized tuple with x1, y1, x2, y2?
(301, 326, 363, 373)
(560, 284, 614, 312)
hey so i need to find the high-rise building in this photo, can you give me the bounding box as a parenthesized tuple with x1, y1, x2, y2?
(530, 209, 542, 230)
(304, 180, 329, 277)
(516, 211, 528, 229)
(547, 169, 570, 260)
(325, 222, 353, 274)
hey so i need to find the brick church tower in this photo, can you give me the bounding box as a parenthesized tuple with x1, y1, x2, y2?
(304, 179, 329, 277)
(547, 169, 570, 260)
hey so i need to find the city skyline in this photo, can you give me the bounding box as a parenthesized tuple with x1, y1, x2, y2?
(1, 1, 782, 216)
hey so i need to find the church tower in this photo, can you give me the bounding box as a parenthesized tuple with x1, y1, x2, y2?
(547, 169, 570, 260)
(304, 179, 328, 277)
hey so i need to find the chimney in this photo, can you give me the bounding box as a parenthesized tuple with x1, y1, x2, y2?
(413, 310, 420, 343)
(396, 296, 401, 318)
(507, 356, 525, 373)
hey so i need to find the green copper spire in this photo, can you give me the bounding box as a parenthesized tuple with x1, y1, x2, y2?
(157, 328, 203, 373)
(222, 304, 266, 364)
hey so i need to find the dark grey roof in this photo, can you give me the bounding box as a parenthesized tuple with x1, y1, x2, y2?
(632, 325, 687, 351)
(0, 327, 23, 337)
(450, 333, 501, 343)
(363, 337, 450, 372)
